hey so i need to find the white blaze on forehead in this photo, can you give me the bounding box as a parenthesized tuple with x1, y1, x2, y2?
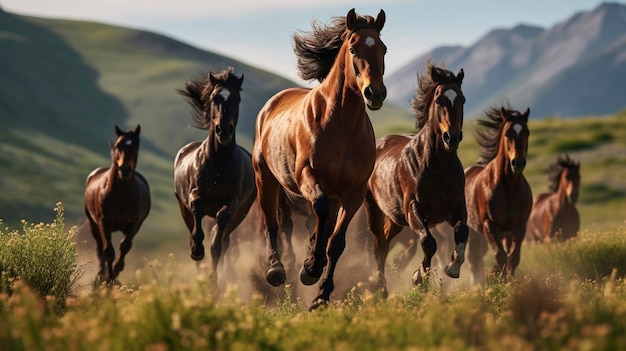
(125, 139, 133, 146)
(365, 36, 376, 47)
(218, 89, 230, 101)
(443, 89, 458, 106)
(512, 123, 523, 136)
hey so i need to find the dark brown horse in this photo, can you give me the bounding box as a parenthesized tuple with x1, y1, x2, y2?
(465, 106, 533, 284)
(173, 67, 256, 283)
(364, 62, 467, 296)
(528, 155, 581, 242)
(85, 125, 151, 284)
(252, 8, 387, 310)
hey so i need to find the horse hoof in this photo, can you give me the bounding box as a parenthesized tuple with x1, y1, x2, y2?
(266, 263, 286, 287)
(190, 245, 205, 261)
(308, 298, 328, 311)
(412, 267, 428, 285)
(299, 266, 321, 286)
(445, 263, 461, 278)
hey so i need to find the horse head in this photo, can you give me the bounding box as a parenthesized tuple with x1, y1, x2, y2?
(555, 155, 581, 203)
(500, 107, 530, 174)
(111, 125, 140, 180)
(344, 8, 387, 110)
(207, 71, 243, 145)
(431, 67, 465, 151)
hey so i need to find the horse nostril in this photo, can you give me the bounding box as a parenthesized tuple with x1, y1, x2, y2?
(364, 86, 374, 100)
(216, 125, 222, 135)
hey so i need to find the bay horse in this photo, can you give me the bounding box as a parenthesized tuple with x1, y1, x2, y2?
(173, 67, 256, 284)
(528, 155, 581, 242)
(252, 8, 387, 310)
(364, 62, 467, 296)
(85, 125, 151, 284)
(465, 106, 533, 284)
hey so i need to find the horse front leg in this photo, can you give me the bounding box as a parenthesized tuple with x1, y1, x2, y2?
(255, 169, 285, 287)
(189, 195, 206, 261)
(98, 220, 115, 284)
(505, 229, 525, 277)
(444, 218, 469, 279)
(112, 225, 138, 280)
(210, 205, 231, 279)
(309, 195, 360, 310)
(299, 183, 330, 286)
(406, 201, 435, 285)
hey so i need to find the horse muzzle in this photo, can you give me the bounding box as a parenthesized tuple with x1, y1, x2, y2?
(510, 157, 527, 174)
(364, 85, 387, 110)
(118, 165, 134, 179)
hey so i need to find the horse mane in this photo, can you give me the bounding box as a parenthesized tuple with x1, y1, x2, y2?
(293, 12, 379, 82)
(178, 67, 241, 130)
(410, 61, 461, 129)
(475, 104, 515, 164)
(547, 155, 579, 192)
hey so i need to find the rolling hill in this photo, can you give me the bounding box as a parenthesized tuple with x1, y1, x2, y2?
(385, 2, 626, 118)
(0, 8, 411, 233)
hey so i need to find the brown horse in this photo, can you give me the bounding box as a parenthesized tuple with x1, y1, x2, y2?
(85, 125, 151, 284)
(465, 106, 533, 284)
(364, 62, 467, 296)
(173, 67, 256, 283)
(252, 8, 387, 310)
(528, 155, 581, 242)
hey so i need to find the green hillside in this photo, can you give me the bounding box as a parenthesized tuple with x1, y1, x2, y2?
(0, 9, 412, 239)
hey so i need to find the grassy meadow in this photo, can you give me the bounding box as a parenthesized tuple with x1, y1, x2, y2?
(2, 110, 626, 350)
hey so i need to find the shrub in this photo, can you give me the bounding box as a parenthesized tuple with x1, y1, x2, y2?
(0, 203, 81, 307)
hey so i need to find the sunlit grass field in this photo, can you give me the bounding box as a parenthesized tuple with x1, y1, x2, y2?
(2, 110, 626, 350)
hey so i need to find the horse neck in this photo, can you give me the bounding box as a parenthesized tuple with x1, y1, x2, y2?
(413, 119, 455, 167)
(317, 47, 367, 129)
(106, 162, 132, 192)
(203, 125, 236, 161)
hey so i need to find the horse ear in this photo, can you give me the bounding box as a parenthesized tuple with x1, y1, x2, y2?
(431, 66, 443, 83)
(374, 9, 386, 32)
(500, 107, 508, 120)
(134, 124, 141, 135)
(346, 8, 357, 30)
(114, 125, 122, 136)
(456, 68, 464, 85)
(237, 73, 244, 88)
(522, 107, 531, 121)
(209, 72, 218, 86)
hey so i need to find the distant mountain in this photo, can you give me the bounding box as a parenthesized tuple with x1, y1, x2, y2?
(385, 2, 626, 118)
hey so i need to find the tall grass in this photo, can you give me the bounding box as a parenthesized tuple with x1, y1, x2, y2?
(3, 225, 626, 349)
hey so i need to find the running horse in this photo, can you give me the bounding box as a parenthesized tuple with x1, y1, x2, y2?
(252, 8, 387, 310)
(465, 106, 533, 284)
(528, 155, 581, 242)
(85, 125, 151, 284)
(364, 62, 467, 296)
(173, 68, 256, 283)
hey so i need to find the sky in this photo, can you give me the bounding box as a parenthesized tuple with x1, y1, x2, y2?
(1, 0, 621, 83)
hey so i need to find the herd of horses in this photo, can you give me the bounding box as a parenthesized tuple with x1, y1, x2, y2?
(83, 9, 581, 309)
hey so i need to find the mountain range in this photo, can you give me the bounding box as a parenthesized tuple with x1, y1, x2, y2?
(385, 2, 626, 118)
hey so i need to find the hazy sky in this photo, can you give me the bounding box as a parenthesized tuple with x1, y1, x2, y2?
(1, 0, 620, 83)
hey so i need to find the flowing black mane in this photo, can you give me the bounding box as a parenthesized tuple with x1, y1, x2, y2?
(547, 155, 580, 192)
(293, 13, 379, 82)
(178, 67, 241, 130)
(410, 62, 461, 129)
(475, 104, 516, 164)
